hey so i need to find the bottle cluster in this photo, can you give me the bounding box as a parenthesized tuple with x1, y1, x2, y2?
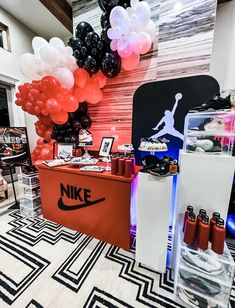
(183, 206, 226, 254)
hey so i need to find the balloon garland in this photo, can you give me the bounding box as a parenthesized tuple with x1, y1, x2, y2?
(16, 0, 155, 165)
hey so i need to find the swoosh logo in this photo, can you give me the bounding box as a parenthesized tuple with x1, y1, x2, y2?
(58, 196, 105, 211)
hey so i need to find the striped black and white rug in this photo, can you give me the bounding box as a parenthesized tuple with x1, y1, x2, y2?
(0, 208, 234, 308)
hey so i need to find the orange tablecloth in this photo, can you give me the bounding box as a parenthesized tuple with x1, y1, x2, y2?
(38, 163, 138, 250)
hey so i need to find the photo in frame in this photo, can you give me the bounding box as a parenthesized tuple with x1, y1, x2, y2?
(98, 137, 114, 157)
(57, 143, 74, 158)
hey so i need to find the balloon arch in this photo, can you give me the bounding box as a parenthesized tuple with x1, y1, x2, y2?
(15, 0, 155, 164)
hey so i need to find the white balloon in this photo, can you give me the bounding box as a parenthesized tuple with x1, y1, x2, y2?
(34, 55, 42, 65)
(134, 2, 151, 26)
(66, 55, 77, 72)
(32, 37, 48, 52)
(107, 28, 116, 40)
(128, 32, 139, 49)
(117, 37, 133, 59)
(20, 62, 41, 80)
(139, 32, 152, 54)
(52, 68, 74, 89)
(130, 14, 143, 32)
(110, 6, 129, 28)
(130, 0, 139, 8)
(40, 45, 58, 65)
(110, 39, 118, 51)
(65, 46, 73, 56)
(145, 20, 156, 41)
(49, 37, 65, 49)
(20, 53, 35, 65)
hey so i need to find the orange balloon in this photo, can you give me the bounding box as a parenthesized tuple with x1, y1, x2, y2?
(73, 87, 86, 102)
(84, 81, 103, 104)
(122, 53, 140, 71)
(74, 68, 90, 88)
(50, 110, 68, 125)
(61, 95, 79, 112)
(91, 70, 107, 89)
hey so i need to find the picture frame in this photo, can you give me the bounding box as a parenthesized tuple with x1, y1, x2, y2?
(57, 143, 74, 158)
(98, 137, 114, 157)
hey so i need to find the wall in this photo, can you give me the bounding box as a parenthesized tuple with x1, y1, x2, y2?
(73, 0, 217, 150)
(210, 1, 235, 90)
(0, 7, 38, 151)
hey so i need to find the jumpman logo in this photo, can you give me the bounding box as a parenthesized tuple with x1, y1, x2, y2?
(151, 93, 184, 141)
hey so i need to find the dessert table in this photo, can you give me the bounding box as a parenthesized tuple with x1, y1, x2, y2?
(37, 162, 138, 250)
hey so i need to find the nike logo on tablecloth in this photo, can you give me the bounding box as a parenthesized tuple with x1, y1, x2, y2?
(58, 197, 106, 211)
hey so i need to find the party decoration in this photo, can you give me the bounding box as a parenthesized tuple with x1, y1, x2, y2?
(51, 102, 92, 144)
(31, 138, 55, 164)
(20, 37, 77, 88)
(107, 0, 155, 70)
(68, 21, 122, 78)
(73, 68, 106, 104)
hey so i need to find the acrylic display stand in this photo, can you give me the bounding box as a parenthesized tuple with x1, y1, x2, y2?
(136, 172, 173, 272)
(174, 226, 235, 308)
(18, 171, 42, 218)
(175, 150, 235, 223)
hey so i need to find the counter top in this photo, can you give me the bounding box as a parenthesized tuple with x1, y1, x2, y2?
(38, 162, 140, 183)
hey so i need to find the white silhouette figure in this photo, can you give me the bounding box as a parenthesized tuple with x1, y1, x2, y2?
(151, 93, 184, 140)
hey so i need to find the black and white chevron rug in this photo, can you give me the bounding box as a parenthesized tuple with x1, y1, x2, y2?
(0, 208, 234, 308)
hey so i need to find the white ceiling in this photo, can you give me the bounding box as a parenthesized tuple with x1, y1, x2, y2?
(0, 0, 72, 40)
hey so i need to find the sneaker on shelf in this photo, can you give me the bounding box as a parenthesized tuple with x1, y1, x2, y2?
(140, 155, 160, 173)
(179, 269, 221, 296)
(190, 94, 231, 113)
(150, 156, 179, 176)
(190, 116, 226, 133)
(178, 288, 218, 308)
(186, 137, 222, 154)
(78, 129, 93, 146)
(181, 248, 224, 276)
(117, 144, 134, 151)
(139, 137, 168, 151)
(178, 288, 200, 308)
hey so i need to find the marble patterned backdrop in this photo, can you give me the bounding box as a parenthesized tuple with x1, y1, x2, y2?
(72, 0, 217, 150)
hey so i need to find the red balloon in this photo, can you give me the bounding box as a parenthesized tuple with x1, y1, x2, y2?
(73, 87, 86, 102)
(18, 83, 29, 96)
(61, 95, 79, 112)
(37, 138, 44, 146)
(16, 92, 21, 98)
(91, 70, 107, 89)
(42, 109, 49, 116)
(74, 68, 90, 88)
(40, 147, 51, 160)
(39, 116, 54, 127)
(44, 128, 53, 141)
(50, 110, 68, 125)
(84, 81, 103, 104)
(46, 98, 62, 114)
(15, 98, 24, 106)
(29, 88, 40, 100)
(36, 129, 44, 137)
(25, 101, 33, 111)
(40, 94, 48, 102)
(40, 76, 61, 97)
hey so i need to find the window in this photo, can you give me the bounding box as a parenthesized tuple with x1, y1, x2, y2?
(0, 86, 10, 127)
(0, 22, 11, 51)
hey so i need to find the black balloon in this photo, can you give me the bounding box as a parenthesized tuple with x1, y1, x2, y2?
(100, 28, 111, 46)
(101, 51, 121, 78)
(85, 31, 100, 48)
(118, 0, 131, 8)
(100, 12, 110, 28)
(75, 22, 94, 40)
(68, 37, 83, 50)
(84, 55, 99, 75)
(98, 0, 120, 11)
(81, 116, 92, 129)
(73, 120, 82, 131)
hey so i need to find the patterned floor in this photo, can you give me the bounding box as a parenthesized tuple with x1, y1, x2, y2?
(0, 206, 234, 308)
